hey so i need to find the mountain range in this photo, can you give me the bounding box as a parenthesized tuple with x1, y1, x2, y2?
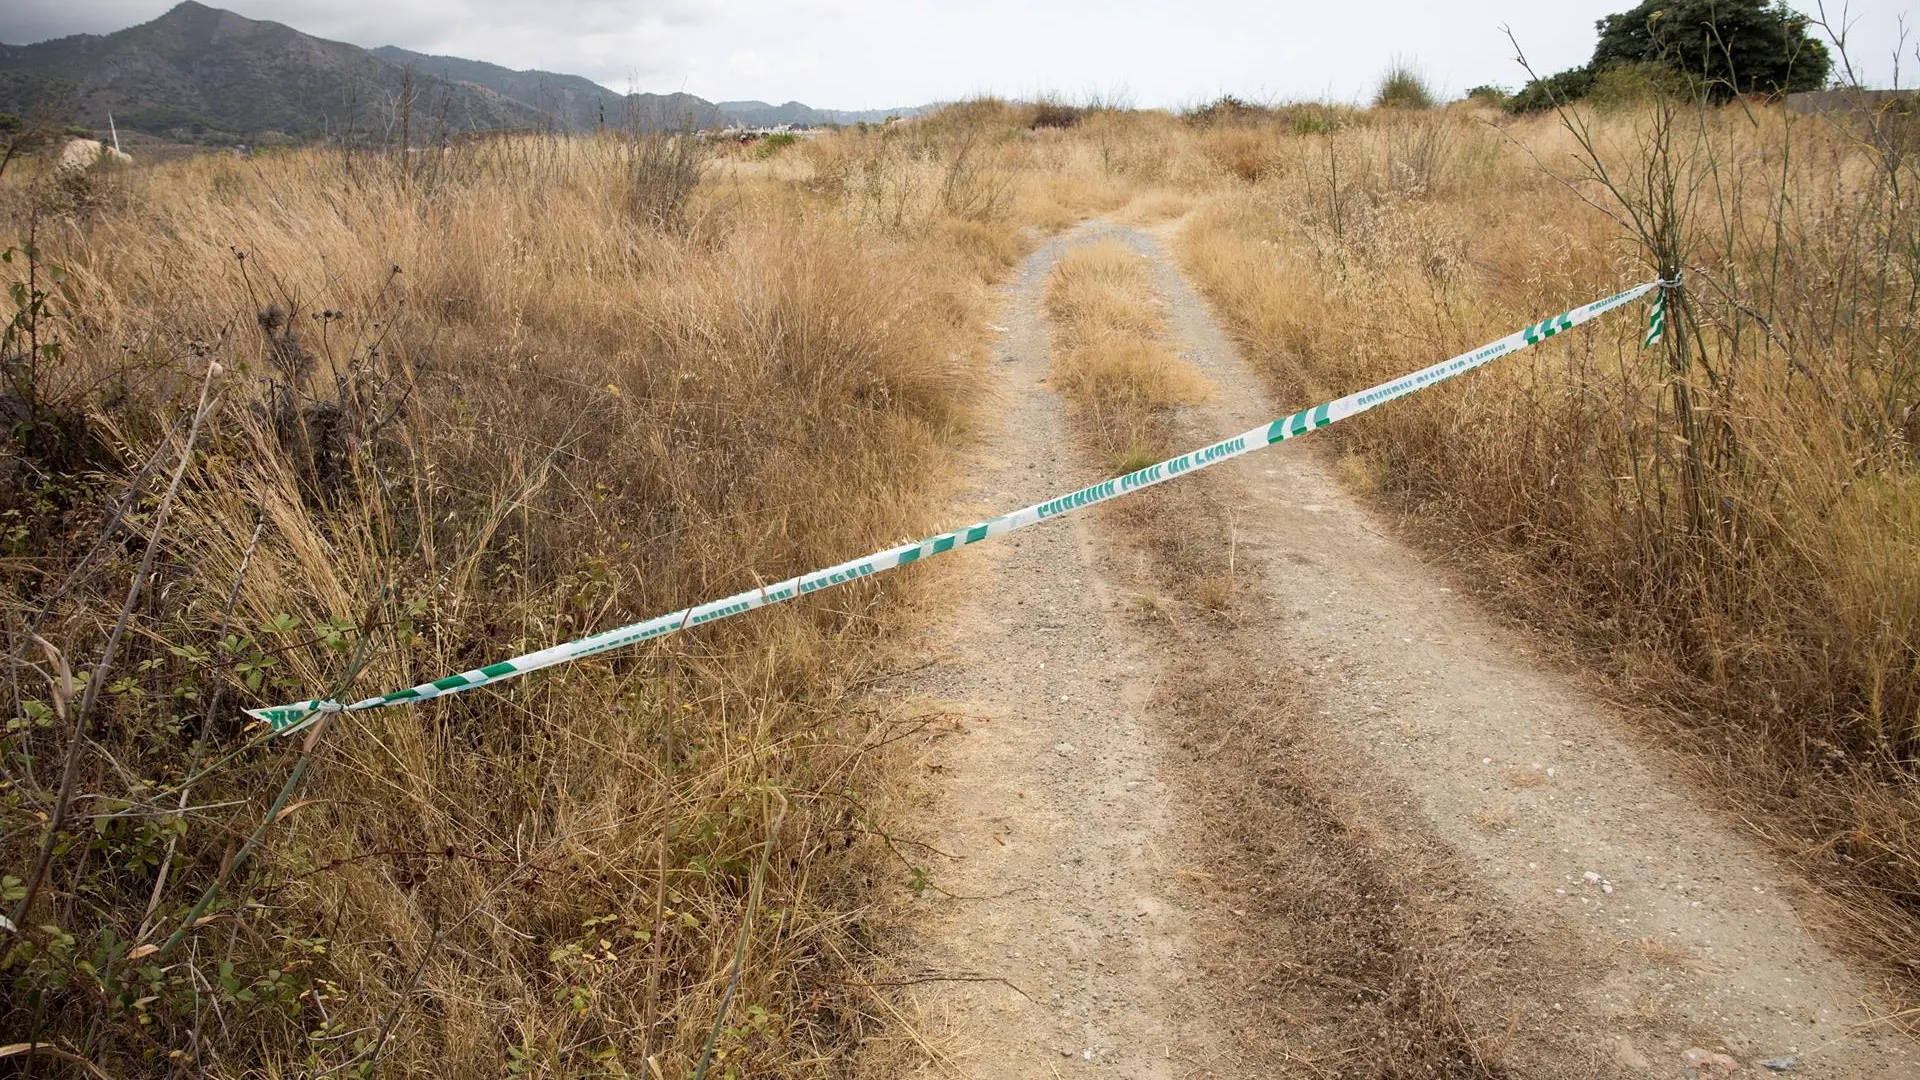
(0, 2, 921, 145)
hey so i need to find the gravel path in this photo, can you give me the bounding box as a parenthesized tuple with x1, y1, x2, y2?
(875, 221, 1915, 1078)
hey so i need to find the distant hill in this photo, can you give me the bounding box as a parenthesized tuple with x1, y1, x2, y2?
(362, 54, 922, 130)
(0, 2, 544, 144)
(0, 3, 927, 143)
(371, 46, 723, 132)
(718, 100, 927, 127)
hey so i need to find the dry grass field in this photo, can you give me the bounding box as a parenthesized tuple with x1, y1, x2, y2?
(1042, 241, 1207, 467)
(2, 85, 1915, 1074)
(0, 134, 1015, 1076)
(1172, 98, 1920, 985)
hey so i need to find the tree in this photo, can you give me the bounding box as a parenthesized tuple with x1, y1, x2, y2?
(1509, 68, 1599, 113)
(0, 113, 68, 179)
(1592, 0, 1830, 99)
(1510, 0, 1831, 112)
(1464, 85, 1514, 108)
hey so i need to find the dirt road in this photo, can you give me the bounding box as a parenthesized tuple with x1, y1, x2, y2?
(872, 222, 1915, 1077)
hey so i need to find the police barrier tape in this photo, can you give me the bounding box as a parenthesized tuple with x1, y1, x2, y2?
(248, 281, 1664, 733)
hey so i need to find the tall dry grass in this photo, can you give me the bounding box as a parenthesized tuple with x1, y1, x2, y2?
(1043, 241, 1207, 467)
(9, 85, 1914, 1071)
(1174, 100, 1920, 986)
(0, 133, 1002, 1076)
(790, 99, 1212, 241)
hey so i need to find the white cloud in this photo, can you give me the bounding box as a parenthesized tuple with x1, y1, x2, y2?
(3, 0, 1912, 108)
(728, 49, 768, 78)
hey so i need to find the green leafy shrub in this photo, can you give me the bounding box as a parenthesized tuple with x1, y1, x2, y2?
(1587, 61, 1693, 109)
(751, 131, 799, 159)
(1509, 67, 1598, 113)
(1464, 85, 1512, 109)
(1513, 0, 1833, 112)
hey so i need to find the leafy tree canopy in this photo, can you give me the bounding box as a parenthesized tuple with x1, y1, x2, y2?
(1593, 0, 1830, 97)
(1510, 0, 1831, 112)
(1509, 69, 1598, 114)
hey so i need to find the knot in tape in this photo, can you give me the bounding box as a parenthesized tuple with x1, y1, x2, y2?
(1655, 272, 1684, 290)
(246, 698, 347, 733)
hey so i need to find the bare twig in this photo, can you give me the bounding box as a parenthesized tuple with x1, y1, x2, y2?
(8, 365, 222, 937)
(137, 514, 265, 943)
(693, 790, 788, 1080)
(155, 596, 383, 960)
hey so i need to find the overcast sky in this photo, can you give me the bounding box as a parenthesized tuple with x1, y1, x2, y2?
(3, 0, 1912, 109)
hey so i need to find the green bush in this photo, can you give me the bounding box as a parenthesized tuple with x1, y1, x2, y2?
(1586, 61, 1692, 109)
(1513, 0, 1833, 113)
(1289, 109, 1337, 135)
(1509, 67, 1598, 113)
(751, 131, 799, 158)
(1464, 85, 1512, 109)
(1374, 61, 1435, 110)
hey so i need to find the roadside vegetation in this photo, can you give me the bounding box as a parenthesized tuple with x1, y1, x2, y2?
(1043, 241, 1206, 469)
(1173, 72, 1920, 1003)
(2, 30, 1915, 1074)
(0, 130, 1018, 1075)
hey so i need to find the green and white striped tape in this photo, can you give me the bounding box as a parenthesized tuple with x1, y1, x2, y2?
(249, 280, 1665, 734)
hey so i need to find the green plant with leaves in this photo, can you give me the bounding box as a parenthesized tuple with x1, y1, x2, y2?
(1508, 67, 1600, 113)
(1464, 85, 1512, 108)
(1593, 0, 1830, 98)
(1511, 0, 1832, 113)
(2, 240, 67, 411)
(750, 131, 799, 159)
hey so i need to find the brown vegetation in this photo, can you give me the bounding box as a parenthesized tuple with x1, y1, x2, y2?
(1043, 241, 1207, 466)
(1175, 100, 1920, 992)
(0, 131, 1007, 1076)
(2, 79, 1915, 1072)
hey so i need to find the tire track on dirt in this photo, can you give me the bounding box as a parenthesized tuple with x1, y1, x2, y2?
(1136, 217, 1914, 1078)
(864, 224, 1252, 1078)
(871, 221, 1916, 1078)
